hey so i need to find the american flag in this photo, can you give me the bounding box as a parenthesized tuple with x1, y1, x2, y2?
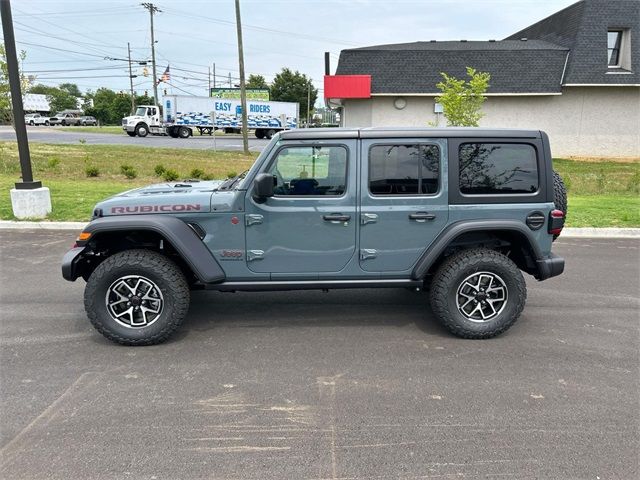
(159, 65, 170, 83)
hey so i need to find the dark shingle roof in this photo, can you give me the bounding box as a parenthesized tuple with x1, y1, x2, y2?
(334, 0, 639, 95)
(505, 0, 640, 84)
(335, 40, 569, 94)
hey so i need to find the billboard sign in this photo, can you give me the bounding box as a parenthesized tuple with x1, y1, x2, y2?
(210, 88, 270, 101)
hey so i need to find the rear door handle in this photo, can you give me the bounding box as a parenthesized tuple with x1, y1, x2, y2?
(409, 212, 436, 222)
(323, 214, 351, 223)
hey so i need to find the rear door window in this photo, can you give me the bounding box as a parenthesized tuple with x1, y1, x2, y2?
(369, 144, 440, 195)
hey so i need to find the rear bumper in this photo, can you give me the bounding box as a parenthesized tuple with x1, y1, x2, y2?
(536, 253, 565, 280)
(61, 247, 85, 281)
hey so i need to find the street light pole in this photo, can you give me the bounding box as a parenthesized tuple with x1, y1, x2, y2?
(0, 0, 40, 190)
(234, 0, 249, 155)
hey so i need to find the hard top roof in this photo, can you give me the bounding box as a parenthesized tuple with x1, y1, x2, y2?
(279, 127, 542, 140)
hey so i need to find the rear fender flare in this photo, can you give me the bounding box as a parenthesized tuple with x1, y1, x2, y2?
(411, 220, 543, 280)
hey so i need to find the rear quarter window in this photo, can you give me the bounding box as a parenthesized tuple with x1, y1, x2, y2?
(459, 143, 538, 195)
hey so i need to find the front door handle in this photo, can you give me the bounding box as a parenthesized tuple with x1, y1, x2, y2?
(409, 212, 436, 222)
(323, 214, 351, 223)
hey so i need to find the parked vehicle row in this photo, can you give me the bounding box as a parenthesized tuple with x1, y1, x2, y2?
(23, 113, 98, 126)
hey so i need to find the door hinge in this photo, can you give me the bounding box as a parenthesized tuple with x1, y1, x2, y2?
(246, 250, 264, 261)
(360, 249, 377, 260)
(245, 214, 263, 226)
(361, 213, 378, 225)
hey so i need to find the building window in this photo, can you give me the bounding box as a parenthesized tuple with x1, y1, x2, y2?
(458, 143, 538, 195)
(608, 30, 623, 66)
(369, 144, 440, 195)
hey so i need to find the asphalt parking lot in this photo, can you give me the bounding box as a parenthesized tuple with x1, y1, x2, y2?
(0, 230, 638, 479)
(0, 125, 269, 151)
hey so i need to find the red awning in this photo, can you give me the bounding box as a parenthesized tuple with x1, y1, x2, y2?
(324, 75, 371, 99)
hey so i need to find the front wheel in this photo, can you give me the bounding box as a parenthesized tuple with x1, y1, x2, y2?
(44, 120, 50, 126)
(84, 249, 190, 345)
(136, 123, 149, 137)
(429, 248, 526, 339)
(126, 131, 136, 137)
(61, 120, 67, 126)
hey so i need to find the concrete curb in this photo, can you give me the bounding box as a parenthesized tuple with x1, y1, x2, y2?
(1, 220, 639, 238)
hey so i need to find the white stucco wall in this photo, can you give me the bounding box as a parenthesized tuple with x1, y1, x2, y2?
(342, 87, 640, 158)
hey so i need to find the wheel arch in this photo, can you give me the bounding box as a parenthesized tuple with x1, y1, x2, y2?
(67, 215, 225, 284)
(412, 220, 543, 280)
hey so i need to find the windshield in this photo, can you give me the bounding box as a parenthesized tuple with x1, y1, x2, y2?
(135, 107, 147, 116)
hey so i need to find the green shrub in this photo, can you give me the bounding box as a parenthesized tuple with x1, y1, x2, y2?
(627, 171, 640, 194)
(190, 168, 205, 179)
(47, 157, 61, 169)
(120, 164, 137, 179)
(162, 169, 180, 182)
(154, 164, 166, 176)
(85, 165, 100, 177)
(226, 171, 238, 179)
(201, 173, 214, 181)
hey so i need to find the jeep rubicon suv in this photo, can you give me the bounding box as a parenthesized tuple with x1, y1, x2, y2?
(62, 128, 566, 345)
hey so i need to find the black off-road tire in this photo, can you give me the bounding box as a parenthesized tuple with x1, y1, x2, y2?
(84, 249, 190, 346)
(429, 248, 527, 339)
(552, 170, 567, 241)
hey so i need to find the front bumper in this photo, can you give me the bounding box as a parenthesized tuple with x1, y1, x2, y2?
(123, 125, 135, 132)
(536, 253, 565, 280)
(61, 247, 85, 281)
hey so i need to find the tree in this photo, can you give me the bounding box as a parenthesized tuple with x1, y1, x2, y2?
(84, 88, 154, 124)
(59, 83, 82, 97)
(435, 67, 490, 127)
(246, 74, 268, 89)
(0, 43, 28, 123)
(270, 68, 317, 122)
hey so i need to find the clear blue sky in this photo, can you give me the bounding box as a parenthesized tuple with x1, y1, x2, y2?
(4, 0, 577, 100)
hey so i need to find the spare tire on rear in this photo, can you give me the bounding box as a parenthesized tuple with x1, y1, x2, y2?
(552, 170, 567, 241)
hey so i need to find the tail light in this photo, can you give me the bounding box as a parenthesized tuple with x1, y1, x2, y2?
(548, 209, 565, 236)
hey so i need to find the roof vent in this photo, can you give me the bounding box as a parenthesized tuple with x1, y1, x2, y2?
(520, 37, 528, 41)
(489, 39, 496, 42)
(460, 39, 467, 42)
(430, 40, 436, 42)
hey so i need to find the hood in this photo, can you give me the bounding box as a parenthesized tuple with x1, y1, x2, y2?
(95, 180, 224, 216)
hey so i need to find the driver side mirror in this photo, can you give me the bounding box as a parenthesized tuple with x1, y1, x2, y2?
(253, 173, 276, 203)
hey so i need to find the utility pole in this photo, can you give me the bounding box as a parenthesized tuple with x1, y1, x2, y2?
(306, 82, 311, 127)
(234, 0, 249, 155)
(1, 0, 51, 218)
(213, 63, 216, 88)
(228, 72, 232, 88)
(208, 66, 211, 96)
(127, 42, 136, 114)
(141, 2, 161, 105)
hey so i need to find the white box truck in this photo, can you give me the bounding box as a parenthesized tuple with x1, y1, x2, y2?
(122, 95, 299, 139)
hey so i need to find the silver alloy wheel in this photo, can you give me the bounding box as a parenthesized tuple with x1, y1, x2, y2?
(455, 271, 508, 322)
(105, 275, 164, 328)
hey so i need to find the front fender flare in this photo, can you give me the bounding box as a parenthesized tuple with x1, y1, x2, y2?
(72, 215, 225, 283)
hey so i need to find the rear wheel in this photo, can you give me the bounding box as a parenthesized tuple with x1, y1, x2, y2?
(61, 120, 67, 126)
(84, 249, 190, 346)
(429, 248, 526, 339)
(45, 120, 50, 126)
(255, 129, 265, 139)
(265, 129, 276, 139)
(178, 126, 191, 138)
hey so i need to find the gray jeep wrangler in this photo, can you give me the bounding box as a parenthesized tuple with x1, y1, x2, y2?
(62, 128, 566, 345)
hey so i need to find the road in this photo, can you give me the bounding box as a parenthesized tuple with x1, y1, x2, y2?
(0, 232, 638, 479)
(0, 125, 269, 151)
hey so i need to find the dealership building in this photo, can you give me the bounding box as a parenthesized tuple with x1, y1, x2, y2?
(324, 0, 639, 158)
